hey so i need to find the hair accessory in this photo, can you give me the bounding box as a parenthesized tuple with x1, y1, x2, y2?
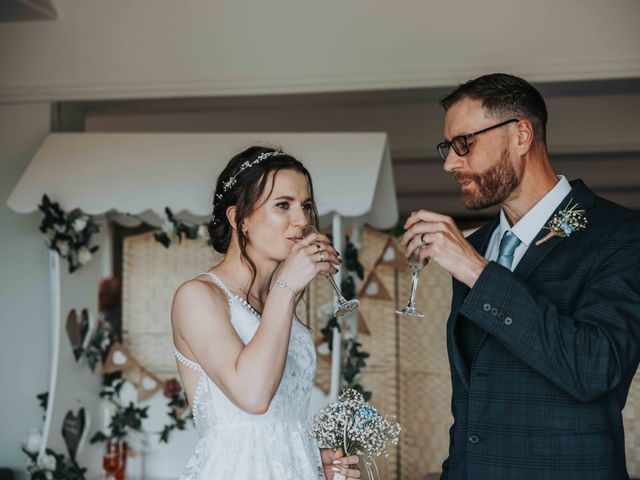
(215, 150, 286, 201)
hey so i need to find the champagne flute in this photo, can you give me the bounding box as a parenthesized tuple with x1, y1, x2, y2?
(395, 246, 426, 317)
(302, 225, 359, 318)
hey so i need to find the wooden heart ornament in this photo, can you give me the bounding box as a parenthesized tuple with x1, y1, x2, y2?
(136, 367, 163, 402)
(61, 408, 87, 461)
(102, 342, 136, 374)
(65, 309, 89, 361)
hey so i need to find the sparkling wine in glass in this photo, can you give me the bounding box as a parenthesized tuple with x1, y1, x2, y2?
(396, 247, 426, 317)
(302, 226, 359, 318)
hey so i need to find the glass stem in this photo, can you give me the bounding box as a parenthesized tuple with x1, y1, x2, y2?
(407, 270, 420, 307)
(326, 274, 347, 304)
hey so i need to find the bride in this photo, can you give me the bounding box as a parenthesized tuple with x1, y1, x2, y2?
(171, 146, 361, 479)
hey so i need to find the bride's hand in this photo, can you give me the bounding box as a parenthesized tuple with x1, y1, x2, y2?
(320, 448, 361, 479)
(277, 232, 341, 294)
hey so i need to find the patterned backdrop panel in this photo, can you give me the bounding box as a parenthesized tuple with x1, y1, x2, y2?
(122, 231, 219, 376)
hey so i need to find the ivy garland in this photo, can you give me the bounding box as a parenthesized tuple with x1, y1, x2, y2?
(22, 447, 87, 480)
(90, 377, 149, 443)
(159, 379, 190, 443)
(38, 195, 100, 273)
(36, 198, 193, 446)
(154, 207, 208, 248)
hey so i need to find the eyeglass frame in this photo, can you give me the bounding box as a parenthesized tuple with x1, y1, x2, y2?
(436, 118, 519, 160)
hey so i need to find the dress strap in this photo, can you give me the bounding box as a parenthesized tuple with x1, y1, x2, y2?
(201, 272, 233, 298)
(173, 348, 202, 371)
(201, 271, 261, 319)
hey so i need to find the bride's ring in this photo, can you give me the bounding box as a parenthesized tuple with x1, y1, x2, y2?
(319, 253, 325, 262)
(421, 233, 428, 246)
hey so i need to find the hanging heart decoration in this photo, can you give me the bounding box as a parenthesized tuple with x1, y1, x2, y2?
(65, 309, 89, 361)
(61, 407, 87, 461)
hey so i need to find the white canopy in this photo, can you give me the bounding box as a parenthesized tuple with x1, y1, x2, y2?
(8, 132, 398, 229)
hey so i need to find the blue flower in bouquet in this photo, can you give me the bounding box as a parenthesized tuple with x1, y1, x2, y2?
(311, 388, 401, 479)
(353, 406, 377, 429)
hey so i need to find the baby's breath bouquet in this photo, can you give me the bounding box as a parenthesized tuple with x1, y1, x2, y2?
(311, 388, 401, 479)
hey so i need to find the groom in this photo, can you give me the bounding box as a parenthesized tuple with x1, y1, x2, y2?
(402, 73, 640, 479)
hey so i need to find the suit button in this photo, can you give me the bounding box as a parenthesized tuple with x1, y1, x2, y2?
(490, 307, 498, 316)
(497, 312, 504, 320)
(504, 317, 513, 325)
(483, 303, 491, 312)
(469, 435, 480, 444)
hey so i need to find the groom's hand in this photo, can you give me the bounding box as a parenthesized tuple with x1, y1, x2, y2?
(320, 448, 361, 479)
(402, 209, 488, 288)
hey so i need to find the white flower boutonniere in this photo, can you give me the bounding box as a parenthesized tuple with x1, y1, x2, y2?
(535, 199, 587, 246)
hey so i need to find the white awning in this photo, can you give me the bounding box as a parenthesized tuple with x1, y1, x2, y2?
(8, 132, 398, 229)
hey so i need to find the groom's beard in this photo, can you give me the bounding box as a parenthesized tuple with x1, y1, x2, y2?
(456, 146, 519, 211)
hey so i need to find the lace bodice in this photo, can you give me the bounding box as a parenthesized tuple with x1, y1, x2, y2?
(174, 272, 324, 479)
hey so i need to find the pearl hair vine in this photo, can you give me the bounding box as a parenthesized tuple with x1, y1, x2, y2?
(211, 150, 286, 225)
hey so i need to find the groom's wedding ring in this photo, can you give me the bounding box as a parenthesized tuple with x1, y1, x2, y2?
(421, 233, 428, 246)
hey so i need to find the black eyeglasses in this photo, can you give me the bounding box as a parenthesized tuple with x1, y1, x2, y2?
(436, 118, 519, 160)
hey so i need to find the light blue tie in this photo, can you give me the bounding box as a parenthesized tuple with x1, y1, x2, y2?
(496, 231, 521, 269)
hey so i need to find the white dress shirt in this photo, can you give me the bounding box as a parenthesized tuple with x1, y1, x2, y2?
(484, 176, 572, 271)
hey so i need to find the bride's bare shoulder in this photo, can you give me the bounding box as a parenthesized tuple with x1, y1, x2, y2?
(171, 275, 229, 325)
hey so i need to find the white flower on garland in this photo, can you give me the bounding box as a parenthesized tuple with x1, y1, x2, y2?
(56, 239, 70, 257)
(154, 207, 208, 249)
(38, 195, 100, 273)
(78, 247, 93, 265)
(40, 454, 56, 471)
(22, 428, 42, 454)
(161, 218, 174, 236)
(72, 215, 89, 232)
(197, 224, 209, 241)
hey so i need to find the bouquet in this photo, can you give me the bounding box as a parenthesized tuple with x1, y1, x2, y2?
(311, 388, 401, 479)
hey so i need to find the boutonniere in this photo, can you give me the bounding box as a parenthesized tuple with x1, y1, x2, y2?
(535, 199, 587, 246)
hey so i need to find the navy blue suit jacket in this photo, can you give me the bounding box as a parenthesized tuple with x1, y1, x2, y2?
(441, 179, 640, 479)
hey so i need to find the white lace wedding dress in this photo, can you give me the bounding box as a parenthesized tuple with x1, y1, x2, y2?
(174, 272, 326, 479)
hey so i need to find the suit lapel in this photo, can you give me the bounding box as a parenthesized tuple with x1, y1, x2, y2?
(514, 179, 595, 281)
(448, 216, 499, 390)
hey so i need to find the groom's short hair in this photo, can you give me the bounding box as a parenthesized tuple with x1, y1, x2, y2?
(440, 73, 548, 148)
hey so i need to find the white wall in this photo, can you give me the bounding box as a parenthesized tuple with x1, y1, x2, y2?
(0, 103, 51, 478)
(0, 0, 639, 102)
